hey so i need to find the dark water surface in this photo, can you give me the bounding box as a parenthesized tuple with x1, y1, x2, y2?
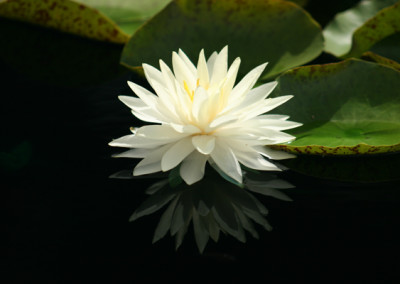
(3, 50, 400, 284)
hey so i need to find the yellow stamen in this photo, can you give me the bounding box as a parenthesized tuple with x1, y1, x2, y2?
(183, 80, 195, 101)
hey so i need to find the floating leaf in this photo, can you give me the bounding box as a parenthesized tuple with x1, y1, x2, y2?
(361, 51, 400, 71)
(346, 1, 400, 58)
(271, 59, 400, 155)
(121, 0, 323, 79)
(79, 0, 171, 36)
(368, 32, 400, 63)
(0, 0, 128, 43)
(323, 0, 400, 58)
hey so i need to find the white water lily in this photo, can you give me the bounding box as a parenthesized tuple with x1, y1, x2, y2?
(109, 46, 301, 185)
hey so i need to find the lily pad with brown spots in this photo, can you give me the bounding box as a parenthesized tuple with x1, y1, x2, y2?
(270, 59, 400, 155)
(0, 0, 129, 43)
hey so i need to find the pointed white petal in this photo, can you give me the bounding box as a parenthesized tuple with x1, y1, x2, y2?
(170, 123, 201, 134)
(221, 57, 241, 97)
(109, 134, 168, 149)
(209, 46, 228, 87)
(180, 151, 208, 185)
(206, 51, 218, 77)
(192, 87, 209, 125)
(113, 148, 150, 158)
(142, 63, 166, 91)
(134, 144, 172, 175)
(236, 81, 277, 110)
(161, 137, 195, 171)
(159, 59, 179, 100)
(178, 49, 197, 76)
(192, 135, 216, 155)
(118, 95, 147, 109)
(127, 81, 158, 108)
(257, 119, 303, 130)
(197, 49, 210, 87)
(210, 140, 242, 183)
(254, 146, 296, 160)
(229, 63, 268, 103)
(241, 95, 293, 120)
(259, 114, 290, 120)
(135, 125, 184, 140)
(235, 151, 280, 171)
(131, 109, 164, 124)
(172, 52, 196, 89)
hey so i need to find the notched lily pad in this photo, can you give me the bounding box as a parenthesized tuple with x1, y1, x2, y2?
(0, 0, 129, 43)
(121, 0, 323, 79)
(323, 0, 398, 57)
(323, 0, 400, 58)
(270, 59, 400, 155)
(346, 1, 400, 58)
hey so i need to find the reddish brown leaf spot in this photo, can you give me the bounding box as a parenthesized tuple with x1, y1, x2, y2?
(34, 9, 51, 23)
(98, 17, 106, 25)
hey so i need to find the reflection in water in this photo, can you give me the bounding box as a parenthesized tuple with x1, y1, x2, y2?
(111, 168, 294, 253)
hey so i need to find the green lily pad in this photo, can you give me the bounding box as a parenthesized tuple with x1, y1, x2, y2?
(323, 0, 398, 57)
(0, 0, 129, 43)
(79, 0, 171, 35)
(361, 51, 400, 71)
(369, 32, 400, 63)
(121, 0, 323, 79)
(270, 59, 400, 155)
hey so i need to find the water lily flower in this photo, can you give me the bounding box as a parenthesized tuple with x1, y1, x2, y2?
(109, 46, 301, 185)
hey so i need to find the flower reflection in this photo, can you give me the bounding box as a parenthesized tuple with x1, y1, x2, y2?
(112, 168, 294, 253)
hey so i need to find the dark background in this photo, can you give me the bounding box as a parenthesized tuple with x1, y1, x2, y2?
(2, 1, 400, 283)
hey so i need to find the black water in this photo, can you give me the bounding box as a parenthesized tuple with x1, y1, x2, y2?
(2, 29, 400, 284)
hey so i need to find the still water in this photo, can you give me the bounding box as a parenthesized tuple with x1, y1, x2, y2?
(3, 52, 400, 283)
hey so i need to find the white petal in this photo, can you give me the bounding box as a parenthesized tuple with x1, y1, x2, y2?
(109, 134, 167, 148)
(206, 51, 218, 77)
(178, 49, 197, 76)
(236, 81, 277, 110)
(130, 109, 164, 124)
(210, 140, 242, 183)
(170, 123, 201, 134)
(259, 114, 290, 120)
(118, 95, 147, 109)
(135, 125, 184, 140)
(161, 137, 195, 171)
(197, 49, 210, 87)
(192, 86, 209, 126)
(172, 52, 196, 89)
(133, 144, 173, 176)
(127, 81, 158, 108)
(159, 59, 179, 101)
(113, 148, 150, 158)
(180, 151, 208, 185)
(192, 135, 216, 155)
(241, 95, 293, 120)
(142, 63, 166, 92)
(254, 146, 296, 160)
(235, 151, 280, 171)
(257, 119, 303, 130)
(220, 57, 241, 97)
(209, 46, 228, 87)
(228, 63, 268, 103)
